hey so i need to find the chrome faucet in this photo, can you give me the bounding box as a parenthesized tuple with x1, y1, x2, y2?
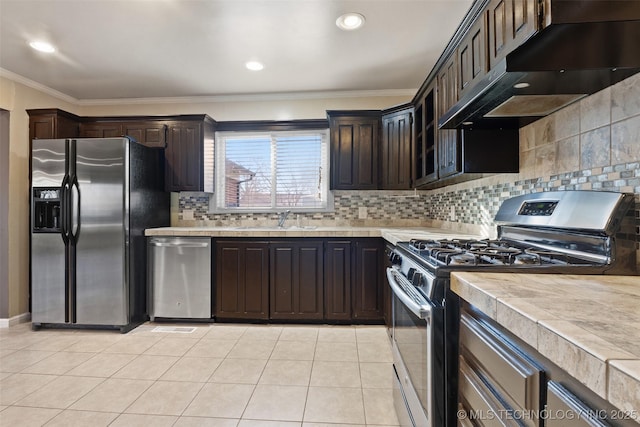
(277, 210, 291, 228)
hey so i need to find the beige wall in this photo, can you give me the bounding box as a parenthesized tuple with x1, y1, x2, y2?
(0, 74, 411, 320)
(1, 110, 9, 318)
(0, 77, 80, 319)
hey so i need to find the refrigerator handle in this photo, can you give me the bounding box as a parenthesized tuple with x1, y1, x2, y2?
(69, 177, 81, 244)
(60, 175, 70, 244)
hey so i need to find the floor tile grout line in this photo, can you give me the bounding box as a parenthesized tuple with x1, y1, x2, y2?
(1, 324, 397, 425)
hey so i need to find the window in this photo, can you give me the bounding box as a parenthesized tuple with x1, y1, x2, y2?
(214, 130, 330, 211)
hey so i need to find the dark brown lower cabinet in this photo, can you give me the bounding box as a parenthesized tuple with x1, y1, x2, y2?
(324, 241, 352, 321)
(270, 241, 324, 320)
(215, 241, 269, 320)
(214, 238, 383, 322)
(353, 239, 385, 321)
(324, 239, 385, 322)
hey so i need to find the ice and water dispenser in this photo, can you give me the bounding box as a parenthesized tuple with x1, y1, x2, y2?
(33, 188, 61, 232)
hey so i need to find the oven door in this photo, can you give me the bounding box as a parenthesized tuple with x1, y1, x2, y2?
(387, 267, 442, 427)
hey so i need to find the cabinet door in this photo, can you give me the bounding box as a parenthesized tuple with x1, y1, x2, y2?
(437, 56, 462, 179)
(79, 122, 124, 138)
(123, 122, 168, 148)
(270, 241, 323, 320)
(488, 0, 538, 69)
(28, 109, 80, 141)
(324, 241, 352, 321)
(381, 109, 412, 190)
(459, 12, 488, 98)
(165, 121, 202, 192)
(414, 86, 438, 187)
(352, 239, 384, 321)
(215, 241, 269, 320)
(330, 115, 380, 190)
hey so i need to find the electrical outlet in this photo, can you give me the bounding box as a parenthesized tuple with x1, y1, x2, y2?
(358, 206, 368, 219)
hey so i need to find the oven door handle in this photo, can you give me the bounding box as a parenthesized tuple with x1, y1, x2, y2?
(386, 268, 432, 320)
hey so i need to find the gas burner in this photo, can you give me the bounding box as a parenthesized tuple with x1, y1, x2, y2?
(449, 253, 478, 265)
(513, 253, 541, 265)
(430, 247, 465, 264)
(409, 239, 440, 250)
(524, 249, 569, 265)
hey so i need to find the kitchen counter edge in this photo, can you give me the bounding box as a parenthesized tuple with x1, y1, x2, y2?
(145, 226, 481, 245)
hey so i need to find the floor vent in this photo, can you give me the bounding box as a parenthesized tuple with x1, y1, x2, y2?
(151, 326, 198, 334)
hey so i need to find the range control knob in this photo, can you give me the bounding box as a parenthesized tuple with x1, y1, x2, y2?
(412, 272, 424, 287)
(390, 253, 402, 266)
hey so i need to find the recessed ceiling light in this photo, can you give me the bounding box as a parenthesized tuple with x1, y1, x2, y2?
(245, 61, 264, 71)
(29, 41, 56, 53)
(513, 82, 530, 89)
(336, 13, 365, 31)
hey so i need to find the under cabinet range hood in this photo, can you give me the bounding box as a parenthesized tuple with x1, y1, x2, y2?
(440, 1, 640, 129)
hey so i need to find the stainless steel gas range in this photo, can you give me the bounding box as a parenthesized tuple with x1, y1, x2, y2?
(386, 190, 637, 427)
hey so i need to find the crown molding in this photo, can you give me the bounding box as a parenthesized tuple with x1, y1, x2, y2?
(77, 88, 417, 105)
(0, 68, 79, 104)
(0, 69, 415, 106)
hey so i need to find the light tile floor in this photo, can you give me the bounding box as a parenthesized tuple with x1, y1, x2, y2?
(0, 322, 400, 427)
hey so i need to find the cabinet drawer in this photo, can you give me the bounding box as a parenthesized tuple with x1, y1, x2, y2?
(546, 382, 609, 427)
(460, 312, 543, 415)
(459, 355, 520, 427)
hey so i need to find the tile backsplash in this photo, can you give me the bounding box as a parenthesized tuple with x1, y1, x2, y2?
(176, 73, 640, 266)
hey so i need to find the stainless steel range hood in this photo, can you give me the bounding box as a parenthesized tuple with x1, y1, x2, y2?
(439, 3, 640, 129)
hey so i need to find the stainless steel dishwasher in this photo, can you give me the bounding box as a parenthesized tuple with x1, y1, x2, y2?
(148, 237, 211, 320)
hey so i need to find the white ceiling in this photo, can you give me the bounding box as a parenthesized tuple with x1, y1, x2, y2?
(0, 0, 472, 101)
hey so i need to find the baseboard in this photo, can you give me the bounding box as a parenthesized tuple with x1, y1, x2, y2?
(0, 312, 31, 328)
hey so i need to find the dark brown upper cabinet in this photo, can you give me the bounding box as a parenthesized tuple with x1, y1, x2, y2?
(27, 109, 80, 141)
(164, 115, 215, 193)
(459, 10, 488, 98)
(413, 83, 439, 187)
(79, 121, 125, 139)
(487, 0, 538, 69)
(79, 120, 168, 148)
(437, 54, 462, 179)
(121, 122, 167, 148)
(328, 111, 381, 190)
(381, 105, 413, 190)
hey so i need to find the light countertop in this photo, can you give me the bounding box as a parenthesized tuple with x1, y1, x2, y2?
(451, 272, 640, 415)
(145, 226, 482, 245)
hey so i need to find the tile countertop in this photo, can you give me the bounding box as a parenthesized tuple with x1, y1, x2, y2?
(144, 226, 482, 245)
(451, 272, 640, 415)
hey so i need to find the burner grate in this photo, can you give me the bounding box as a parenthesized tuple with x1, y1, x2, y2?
(405, 238, 575, 267)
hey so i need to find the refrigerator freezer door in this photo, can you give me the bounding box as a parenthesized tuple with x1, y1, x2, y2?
(32, 139, 66, 187)
(31, 139, 67, 324)
(74, 138, 128, 325)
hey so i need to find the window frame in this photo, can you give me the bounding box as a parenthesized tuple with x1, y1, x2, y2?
(210, 120, 332, 214)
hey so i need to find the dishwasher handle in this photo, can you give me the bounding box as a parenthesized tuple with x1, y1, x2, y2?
(149, 240, 210, 248)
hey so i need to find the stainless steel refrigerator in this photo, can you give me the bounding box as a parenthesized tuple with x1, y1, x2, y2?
(30, 137, 169, 332)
